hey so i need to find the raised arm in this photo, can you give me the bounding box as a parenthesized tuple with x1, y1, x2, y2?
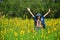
(27, 7, 35, 17)
(44, 8, 51, 17)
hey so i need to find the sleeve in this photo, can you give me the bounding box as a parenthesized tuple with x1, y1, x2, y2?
(42, 16, 45, 18)
(33, 16, 36, 21)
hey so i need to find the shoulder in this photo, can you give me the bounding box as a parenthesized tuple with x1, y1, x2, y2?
(41, 16, 45, 18)
(33, 16, 36, 18)
(41, 16, 45, 20)
(33, 16, 37, 20)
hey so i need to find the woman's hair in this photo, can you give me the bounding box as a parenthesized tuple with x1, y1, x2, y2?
(36, 13, 42, 19)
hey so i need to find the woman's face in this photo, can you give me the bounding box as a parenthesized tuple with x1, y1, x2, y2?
(37, 16, 41, 19)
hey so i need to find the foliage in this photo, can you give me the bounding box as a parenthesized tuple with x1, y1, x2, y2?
(0, 0, 60, 18)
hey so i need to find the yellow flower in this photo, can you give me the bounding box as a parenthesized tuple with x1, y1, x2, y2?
(27, 29, 30, 33)
(9, 28, 13, 32)
(1, 30, 3, 34)
(54, 28, 56, 31)
(14, 32, 18, 37)
(31, 28, 35, 33)
(4, 28, 7, 34)
(49, 23, 51, 26)
(48, 31, 50, 33)
(48, 30, 50, 34)
(20, 30, 25, 36)
(46, 36, 48, 40)
(2, 38, 4, 40)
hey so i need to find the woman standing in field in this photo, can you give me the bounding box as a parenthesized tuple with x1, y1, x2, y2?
(27, 7, 51, 30)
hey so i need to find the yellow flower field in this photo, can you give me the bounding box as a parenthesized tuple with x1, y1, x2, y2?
(0, 17, 60, 40)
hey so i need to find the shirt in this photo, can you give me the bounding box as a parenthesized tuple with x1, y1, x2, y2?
(33, 16, 45, 28)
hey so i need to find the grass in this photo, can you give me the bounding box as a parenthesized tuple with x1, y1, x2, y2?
(0, 17, 60, 40)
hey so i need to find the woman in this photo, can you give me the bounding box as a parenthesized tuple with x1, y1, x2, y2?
(27, 7, 51, 30)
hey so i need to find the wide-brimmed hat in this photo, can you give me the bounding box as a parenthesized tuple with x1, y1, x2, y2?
(36, 13, 42, 16)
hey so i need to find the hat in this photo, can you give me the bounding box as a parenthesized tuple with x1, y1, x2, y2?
(36, 13, 42, 16)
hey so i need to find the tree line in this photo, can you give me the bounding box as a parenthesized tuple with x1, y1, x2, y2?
(0, 0, 60, 18)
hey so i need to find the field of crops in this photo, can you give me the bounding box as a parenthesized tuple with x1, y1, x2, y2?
(0, 17, 60, 40)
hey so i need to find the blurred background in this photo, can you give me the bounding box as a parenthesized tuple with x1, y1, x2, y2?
(0, 0, 60, 40)
(0, 0, 60, 18)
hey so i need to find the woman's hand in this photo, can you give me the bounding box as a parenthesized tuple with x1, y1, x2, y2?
(44, 8, 51, 17)
(27, 7, 30, 11)
(48, 8, 51, 12)
(27, 7, 35, 17)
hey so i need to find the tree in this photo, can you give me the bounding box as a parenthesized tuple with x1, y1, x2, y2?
(0, 0, 60, 18)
